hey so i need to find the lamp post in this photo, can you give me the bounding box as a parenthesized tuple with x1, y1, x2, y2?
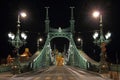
(77, 37, 83, 50)
(92, 11, 111, 73)
(8, 12, 27, 74)
(37, 37, 43, 50)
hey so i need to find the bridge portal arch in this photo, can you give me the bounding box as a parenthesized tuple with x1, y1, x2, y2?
(29, 6, 99, 70)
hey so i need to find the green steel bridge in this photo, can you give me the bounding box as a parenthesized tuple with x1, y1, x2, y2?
(0, 7, 119, 80)
(28, 7, 99, 72)
(0, 7, 100, 73)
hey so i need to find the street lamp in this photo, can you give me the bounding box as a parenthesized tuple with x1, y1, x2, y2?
(8, 12, 27, 74)
(92, 11, 111, 73)
(37, 37, 43, 50)
(77, 37, 83, 50)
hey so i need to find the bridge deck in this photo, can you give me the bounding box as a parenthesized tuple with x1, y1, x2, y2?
(0, 66, 112, 80)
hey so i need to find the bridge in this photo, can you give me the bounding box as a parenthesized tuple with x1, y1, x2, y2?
(0, 7, 114, 80)
(28, 7, 99, 71)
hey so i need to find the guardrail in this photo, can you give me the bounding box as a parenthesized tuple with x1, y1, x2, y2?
(0, 62, 29, 73)
(0, 64, 11, 73)
(110, 64, 120, 72)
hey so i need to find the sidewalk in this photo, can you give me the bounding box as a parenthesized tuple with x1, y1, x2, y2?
(101, 71, 120, 80)
(0, 72, 13, 77)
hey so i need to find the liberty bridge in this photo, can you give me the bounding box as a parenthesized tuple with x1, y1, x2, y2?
(0, 7, 112, 80)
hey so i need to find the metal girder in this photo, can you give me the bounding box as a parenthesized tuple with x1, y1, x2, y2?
(29, 29, 99, 71)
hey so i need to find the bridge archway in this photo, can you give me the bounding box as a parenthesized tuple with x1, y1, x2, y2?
(29, 7, 99, 71)
(50, 35, 70, 66)
(50, 37, 69, 52)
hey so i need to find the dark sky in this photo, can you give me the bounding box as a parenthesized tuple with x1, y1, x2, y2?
(0, 0, 120, 63)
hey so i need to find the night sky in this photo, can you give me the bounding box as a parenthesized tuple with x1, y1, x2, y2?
(0, 0, 120, 63)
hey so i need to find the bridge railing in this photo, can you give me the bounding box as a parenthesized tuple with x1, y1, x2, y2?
(28, 42, 54, 70)
(67, 38, 99, 71)
(68, 48, 99, 71)
(110, 64, 120, 72)
(0, 64, 11, 73)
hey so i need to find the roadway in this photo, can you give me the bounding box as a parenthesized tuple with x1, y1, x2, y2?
(0, 66, 112, 80)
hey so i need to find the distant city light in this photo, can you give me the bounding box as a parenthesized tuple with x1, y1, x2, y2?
(39, 38, 43, 42)
(77, 38, 81, 42)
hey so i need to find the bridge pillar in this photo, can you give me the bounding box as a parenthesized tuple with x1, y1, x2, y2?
(45, 7, 50, 33)
(70, 7, 75, 33)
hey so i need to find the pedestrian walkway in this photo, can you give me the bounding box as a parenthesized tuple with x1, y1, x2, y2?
(0, 72, 13, 77)
(101, 71, 120, 80)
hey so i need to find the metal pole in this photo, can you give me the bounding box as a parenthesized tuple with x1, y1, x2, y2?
(8, 12, 27, 74)
(17, 14, 20, 28)
(99, 14, 108, 73)
(81, 39, 83, 50)
(16, 14, 21, 62)
(37, 39, 39, 50)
